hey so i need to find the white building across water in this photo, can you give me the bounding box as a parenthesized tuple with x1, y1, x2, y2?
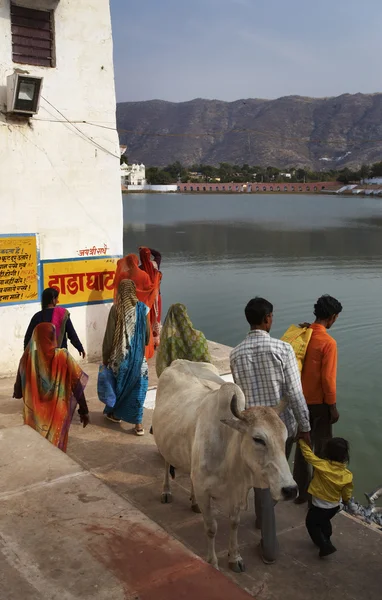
(0, 0, 122, 375)
(121, 162, 146, 186)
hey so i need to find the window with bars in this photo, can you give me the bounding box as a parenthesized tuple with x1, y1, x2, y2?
(11, 3, 55, 68)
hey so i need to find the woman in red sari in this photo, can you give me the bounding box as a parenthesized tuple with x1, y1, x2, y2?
(139, 247, 162, 351)
(113, 253, 160, 358)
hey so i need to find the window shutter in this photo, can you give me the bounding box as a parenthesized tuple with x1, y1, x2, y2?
(11, 4, 54, 68)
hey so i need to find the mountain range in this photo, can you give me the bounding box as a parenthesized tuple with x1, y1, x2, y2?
(116, 93, 382, 170)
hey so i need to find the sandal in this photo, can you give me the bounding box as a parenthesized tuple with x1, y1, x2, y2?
(135, 426, 145, 436)
(106, 413, 121, 423)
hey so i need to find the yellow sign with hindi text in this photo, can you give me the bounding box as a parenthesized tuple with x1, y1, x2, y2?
(42, 257, 119, 306)
(0, 234, 39, 305)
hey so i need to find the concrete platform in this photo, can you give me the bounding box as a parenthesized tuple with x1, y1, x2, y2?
(0, 426, 254, 600)
(1, 345, 381, 600)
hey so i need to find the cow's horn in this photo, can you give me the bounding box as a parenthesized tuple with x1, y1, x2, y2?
(230, 394, 245, 420)
(273, 397, 287, 415)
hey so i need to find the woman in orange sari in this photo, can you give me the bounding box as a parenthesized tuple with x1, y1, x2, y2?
(139, 247, 162, 351)
(14, 322, 89, 452)
(113, 253, 160, 358)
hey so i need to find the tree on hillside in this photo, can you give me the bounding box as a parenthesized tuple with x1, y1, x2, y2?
(146, 167, 174, 185)
(337, 168, 361, 184)
(199, 164, 219, 181)
(370, 162, 382, 178)
(164, 161, 187, 181)
(360, 164, 370, 181)
(337, 168, 351, 184)
(239, 164, 256, 180)
(254, 168, 266, 182)
(295, 168, 306, 182)
(218, 162, 235, 182)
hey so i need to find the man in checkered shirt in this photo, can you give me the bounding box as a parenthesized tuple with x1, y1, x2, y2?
(230, 297, 311, 564)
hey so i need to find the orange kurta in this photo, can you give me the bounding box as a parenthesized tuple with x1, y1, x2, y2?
(301, 323, 337, 405)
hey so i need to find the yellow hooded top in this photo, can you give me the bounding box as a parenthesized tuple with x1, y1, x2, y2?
(299, 440, 353, 504)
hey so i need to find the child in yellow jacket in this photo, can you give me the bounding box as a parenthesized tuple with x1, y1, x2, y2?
(299, 438, 353, 558)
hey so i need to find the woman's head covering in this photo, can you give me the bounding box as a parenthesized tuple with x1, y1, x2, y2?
(113, 254, 137, 298)
(138, 247, 162, 357)
(109, 280, 139, 372)
(31, 322, 58, 363)
(125, 253, 140, 272)
(19, 322, 87, 451)
(117, 278, 138, 309)
(139, 246, 157, 281)
(156, 303, 211, 377)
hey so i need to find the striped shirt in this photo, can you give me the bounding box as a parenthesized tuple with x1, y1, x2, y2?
(230, 330, 310, 438)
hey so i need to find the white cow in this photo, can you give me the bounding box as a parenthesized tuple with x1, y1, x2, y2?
(152, 359, 298, 572)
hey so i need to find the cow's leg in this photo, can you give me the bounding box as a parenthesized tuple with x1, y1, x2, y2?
(161, 462, 173, 504)
(197, 493, 218, 569)
(190, 482, 201, 513)
(228, 506, 245, 573)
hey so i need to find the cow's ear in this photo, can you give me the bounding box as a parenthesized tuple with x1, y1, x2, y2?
(273, 398, 287, 415)
(220, 418, 248, 434)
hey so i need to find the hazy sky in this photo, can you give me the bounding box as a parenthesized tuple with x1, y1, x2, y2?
(110, 0, 382, 103)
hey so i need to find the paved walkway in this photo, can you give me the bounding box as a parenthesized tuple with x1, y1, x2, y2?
(0, 344, 381, 599)
(0, 426, 253, 600)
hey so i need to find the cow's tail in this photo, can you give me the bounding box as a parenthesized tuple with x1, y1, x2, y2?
(150, 427, 175, 477)
(150, 425, 175, 479)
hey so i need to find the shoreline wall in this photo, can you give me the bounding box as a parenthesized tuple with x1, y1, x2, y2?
(178, 182, 340, 193)
(127, 184, 178, 192)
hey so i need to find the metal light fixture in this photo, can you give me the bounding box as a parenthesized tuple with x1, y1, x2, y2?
(7, 73, 43, 116)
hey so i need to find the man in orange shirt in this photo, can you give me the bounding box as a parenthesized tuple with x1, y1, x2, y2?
(294, 295, 343, 504)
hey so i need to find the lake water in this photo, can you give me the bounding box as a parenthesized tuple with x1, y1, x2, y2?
(124, 192, 382, 499)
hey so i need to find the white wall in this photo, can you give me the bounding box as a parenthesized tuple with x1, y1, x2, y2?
(127, 184, 178, 192)
(149, 185, 177, 192)
(362, 178, 382, 185)
(0, 0, 122, 375)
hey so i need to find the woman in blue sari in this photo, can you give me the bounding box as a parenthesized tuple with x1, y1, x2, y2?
(101, 279, 150, 435)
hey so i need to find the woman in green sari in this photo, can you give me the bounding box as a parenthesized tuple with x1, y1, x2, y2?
(156, 304, 211, 377)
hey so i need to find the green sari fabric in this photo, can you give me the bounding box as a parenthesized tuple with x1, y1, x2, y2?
(156, 304, 211, 377)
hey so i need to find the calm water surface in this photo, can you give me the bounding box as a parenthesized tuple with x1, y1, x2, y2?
(124, 193, 382, 499)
